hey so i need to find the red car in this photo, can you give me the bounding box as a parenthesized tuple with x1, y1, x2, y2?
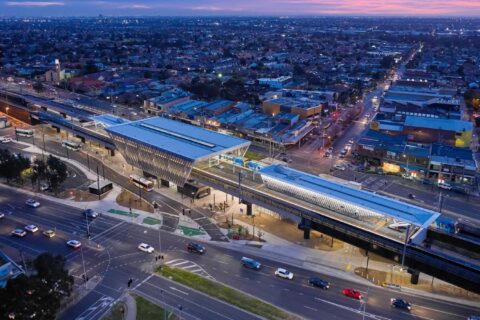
(343, 288, 363, 300)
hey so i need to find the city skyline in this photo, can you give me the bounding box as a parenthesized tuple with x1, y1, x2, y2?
(0, 0, 480, 17)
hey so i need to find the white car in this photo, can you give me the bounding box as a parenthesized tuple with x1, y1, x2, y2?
(25, 199, 40, 207)
(334, 164, 346, 171)
(0, 212, 5, 219)
(275, 268, 294, 280)
(24, 225, 38, 233)
(0, 136, 12, 143)
(138, 243, 154, 253)
(67, 240, 82, 248)
(438, 182, 452, 190)
(40, 184, 50, 191)
(12, 229, 27, 237)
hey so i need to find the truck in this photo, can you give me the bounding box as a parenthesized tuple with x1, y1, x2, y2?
(241, 257, 261, 270)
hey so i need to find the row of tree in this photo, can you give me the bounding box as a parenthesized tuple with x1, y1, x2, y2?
(0, 253, 74, 320)
(0, 149, 68, 193)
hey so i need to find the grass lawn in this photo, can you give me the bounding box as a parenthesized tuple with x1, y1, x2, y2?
(245, 150, 266, 161)
(135, 296, 176, 320)
(158, 266, 299, 320)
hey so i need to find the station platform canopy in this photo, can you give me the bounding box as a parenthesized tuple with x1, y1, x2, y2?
(90, 114, 131, 128)
(259, 164, 440, 229)
(106, 116, 250, 185)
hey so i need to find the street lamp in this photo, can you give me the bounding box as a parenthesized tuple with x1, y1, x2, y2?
(5, 106, 9, 116)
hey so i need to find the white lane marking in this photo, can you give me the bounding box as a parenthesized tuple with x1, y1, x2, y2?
(164, 258, 183, 265)
(169, 286, 189, 295)
(181, 264, 199, 270)
(402, 311, 434, 320)
(216, 260, 229, 265)
(189, 268, 204, 273)
(304, 305, 318, 311)
(90, 221, 126, 241)
(168, 260, 190, 267)
(412, 304, 465, 318)
(314, 297, 391, 320)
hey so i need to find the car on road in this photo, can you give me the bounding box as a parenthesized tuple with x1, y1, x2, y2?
(343, 288, 362, 300)
(11, 229, 27, 237)
(241, 257, 261, 270)
(308, 277, 330, 289)
(138, 243, 154, 253)
(438, 182, 452, 190)
(25, 199, 40, 207)
(24, 225, 38, 233)
(340, 149, 348, 158)
(0, 136, 12, 143)
(83, 209, 98, 218)
(333, 164, 346, 171)
(67, 240, 82, 248)
(43, 230, 56, 238)
(390, 298, 412, 311)
(275, 268, 294, 280)
(187, 242, 205, 254)
(402, 173, 413, 180)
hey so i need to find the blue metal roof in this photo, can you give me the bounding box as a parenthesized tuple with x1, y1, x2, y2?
(259, 164, 439, 228)
(106, 116, 250, 162)
(404, 116, 473, 132)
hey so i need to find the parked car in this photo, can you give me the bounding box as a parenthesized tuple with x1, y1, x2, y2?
(67, 240, 82, 248)
(308, 277, 330, 289)
(24, 225, 39, 233)
(84, 209, 98, 218)
(187, 242, 205, 254)
(43, 230, 56, 238)
(334, 164, 346, 171)
(0, 136, 12, 143)
(138, 243, 154, 253)
(438, 182, 452, 190)
(241, 257, 261, 270)
(402, 174, 413, 180)
(275, 268, 294, 280)
(12, 229, 27, 237)
(0, 212, 5, 219)
(390, 298, 412, 311)
(343, 288, 363, 300)
(40, 183, 50, 191)
(25, 199, 40, 207)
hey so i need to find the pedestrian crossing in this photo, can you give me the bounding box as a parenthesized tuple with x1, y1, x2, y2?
(164, 258, 215, 280)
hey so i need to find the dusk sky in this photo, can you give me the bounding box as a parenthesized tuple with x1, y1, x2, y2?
(0, 0, 479, 16)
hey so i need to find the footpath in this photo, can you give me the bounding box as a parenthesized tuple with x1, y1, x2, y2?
(8, 140, 480, 309)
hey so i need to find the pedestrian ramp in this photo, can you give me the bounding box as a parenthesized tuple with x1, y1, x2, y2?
(164, 258, 215, 281)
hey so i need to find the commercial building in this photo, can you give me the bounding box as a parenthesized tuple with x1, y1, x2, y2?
(143, 89, 192, 115)
(258, 76, 293, 89)
(262, 97, 323, 119)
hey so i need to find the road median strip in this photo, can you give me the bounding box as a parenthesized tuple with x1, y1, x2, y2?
(157, 265, 300, 320)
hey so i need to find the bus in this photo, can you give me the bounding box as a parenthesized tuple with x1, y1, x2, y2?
(15, 128, 34, 137)
(129, 174, 154, 192)
(62, 140, 81, 151)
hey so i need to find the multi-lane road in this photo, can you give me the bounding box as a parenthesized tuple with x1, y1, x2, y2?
(1, 186, 479, 320)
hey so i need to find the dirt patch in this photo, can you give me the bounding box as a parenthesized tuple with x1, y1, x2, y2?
(217, 220, 265, 242)
(355, 267, 480, 301)
(58, 188, 100, 202)
(236, 213, 344, 251)
(116, 189, 154, 213)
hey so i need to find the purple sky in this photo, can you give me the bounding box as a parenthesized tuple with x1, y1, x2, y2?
(0, 0, 479, 16)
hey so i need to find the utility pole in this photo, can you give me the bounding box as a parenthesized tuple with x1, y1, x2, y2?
(85, 207, 91, 239)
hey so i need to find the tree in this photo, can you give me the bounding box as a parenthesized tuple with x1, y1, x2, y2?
(0, 253, 74, 320)
(45, 155, 68, 193)
(0, 149, 31, 183)
(30, 158, 48, 189)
